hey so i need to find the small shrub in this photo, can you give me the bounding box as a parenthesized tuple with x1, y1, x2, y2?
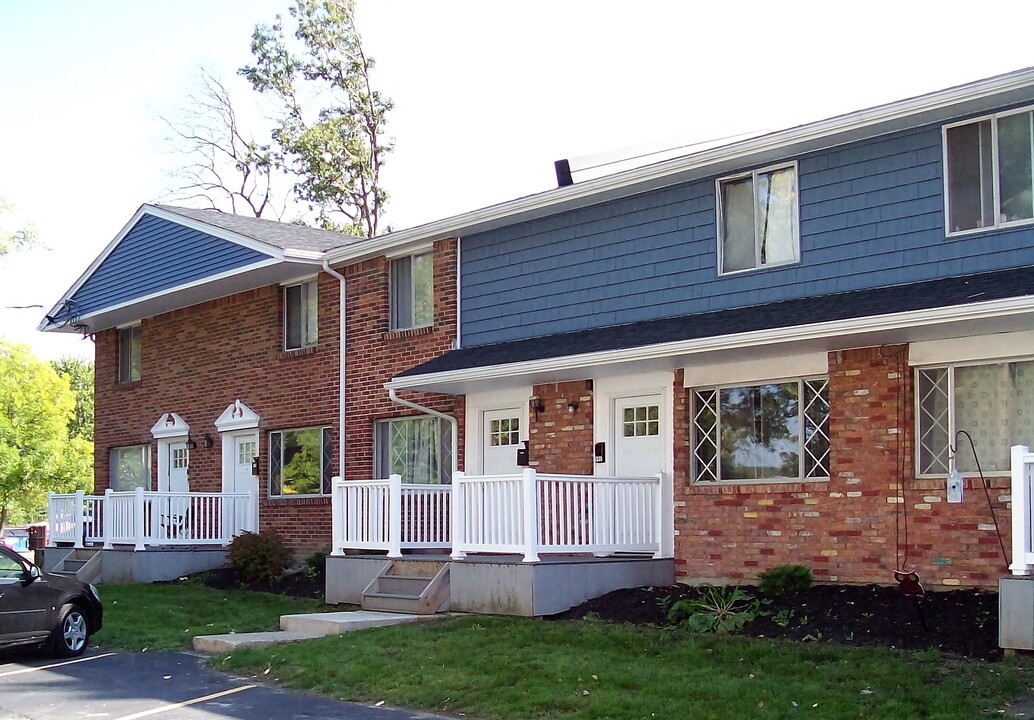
(304, 551, 327, 581)
(228, 530, 292, 584)
(667, 585, 764, 634)
(757, 564, 813, 596)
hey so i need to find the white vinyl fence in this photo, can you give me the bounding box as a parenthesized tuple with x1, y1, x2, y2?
(48, 488, 256, 550)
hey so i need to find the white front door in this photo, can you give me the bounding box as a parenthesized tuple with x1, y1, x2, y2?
(482, 408, 523, 475)
(613, 394, 664, 477)
(158, 441, 190, 492)
(228, 433, 259, 531)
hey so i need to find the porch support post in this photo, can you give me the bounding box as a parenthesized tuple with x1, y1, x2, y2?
(73, 489, 85, 549)
(47, 491, 55, 548)
(522, 468, 540, 563)
(133, 486, 147, 551)
(330, 477, 344, 557)
(451, 471, 466, 560)
(247, 490, 258, 534)
(102, 489, 114, 549)
(387, 474, 403, 559)
(1010, 445, 1032, 575)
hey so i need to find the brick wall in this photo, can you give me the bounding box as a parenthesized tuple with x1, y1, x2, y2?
(93, 237, 462, 557)
(527, 380, 594, 474)
(672, 346, 1011, 589)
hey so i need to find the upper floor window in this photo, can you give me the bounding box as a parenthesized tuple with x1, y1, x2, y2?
(717, 163, 799, 275)
(269, 426, 332, 497)
(110, 444, 150, 491)
(916, 360, 1034, 477)
(944, 108, 1034, 235)
(691, 377, 829, 483)
(118, 325, 141, 383)
(375, 415, 452, 484)
(390, 251, 433, 330)
(284, 279, 318, 351)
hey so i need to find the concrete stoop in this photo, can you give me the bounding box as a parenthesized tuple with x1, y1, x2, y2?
(192, 610, 444, 653)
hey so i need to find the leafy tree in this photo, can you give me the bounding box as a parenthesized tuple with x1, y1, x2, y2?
(51, 356, 94, 440)
(0, 197, 37, 257)
(0, 341, 93, 529)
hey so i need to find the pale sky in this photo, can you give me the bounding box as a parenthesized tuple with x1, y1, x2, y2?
(1, 0, 1033, 361)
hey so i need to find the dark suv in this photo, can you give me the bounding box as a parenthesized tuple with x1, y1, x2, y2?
(0, 544, 103, 656)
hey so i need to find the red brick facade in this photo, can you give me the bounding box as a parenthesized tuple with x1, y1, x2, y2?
(672, 346, 1011, 589)
(527, 380, 595, 475)
(93, 238, 460, 557)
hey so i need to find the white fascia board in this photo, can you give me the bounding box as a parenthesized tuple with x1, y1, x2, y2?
(385, 295, 1034, 391)
(40, 204, 288, 331)
(333, 68, 1034, 259)
(42, 258, 282, 332)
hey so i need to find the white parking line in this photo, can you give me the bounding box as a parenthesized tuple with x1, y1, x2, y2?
(110, 684, 256, 720)
(0, 652, 116, 678)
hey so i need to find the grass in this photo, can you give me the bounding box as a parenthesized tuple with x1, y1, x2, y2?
(92, 582, 1029, 718)
(93, 578, 329, 651)
(217, 615, 1028, 720)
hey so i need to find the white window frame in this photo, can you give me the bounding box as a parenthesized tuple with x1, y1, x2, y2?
(283, 279, 318, 351)
(716, 161, 800, 276)
(914, 357, 1034, 478)
(943, 105, 1034, 237)
(110, 444, 151, 491)
(389, 251, 434, 331)
(691, 375, 829, 485)
(268, 426, 332, 497)
(118, 324, 141, 383)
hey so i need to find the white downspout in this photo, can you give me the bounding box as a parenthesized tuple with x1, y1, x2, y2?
(387, 387, 459, 480)
(322, 261, 347, 480)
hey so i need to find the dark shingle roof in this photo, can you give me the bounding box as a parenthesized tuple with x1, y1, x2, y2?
(154, 204, 366, 254)
(400, 266, 1034, 378)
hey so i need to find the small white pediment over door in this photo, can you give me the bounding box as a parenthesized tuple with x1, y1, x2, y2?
(215, 400, 260, 433)
(151, 412, 190, 494)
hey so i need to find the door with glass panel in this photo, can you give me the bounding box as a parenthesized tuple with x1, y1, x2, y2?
(613, 395, 664, 477)
(482, 408, 523, 475)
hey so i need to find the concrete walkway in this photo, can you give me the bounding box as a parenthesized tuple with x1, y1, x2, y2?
(193, 610, 444, 653)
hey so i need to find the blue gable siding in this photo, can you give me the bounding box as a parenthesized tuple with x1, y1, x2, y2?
(460, 121, 1034, 347)
(67, 214, 270, 318)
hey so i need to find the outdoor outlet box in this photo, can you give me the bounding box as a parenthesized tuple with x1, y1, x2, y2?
(947, 468, 963, 503)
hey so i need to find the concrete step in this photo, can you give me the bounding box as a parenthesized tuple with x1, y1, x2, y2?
(193, 610, 444, 653)
(389, 559, 446, 577)
(61, 559, 88, 572)
(362, 592, 426, 614)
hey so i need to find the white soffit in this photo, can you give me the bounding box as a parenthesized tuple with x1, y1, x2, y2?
(909, 329, 1034, 366)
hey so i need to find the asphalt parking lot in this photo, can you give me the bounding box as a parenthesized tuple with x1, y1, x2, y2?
(0, 648, 447, 720)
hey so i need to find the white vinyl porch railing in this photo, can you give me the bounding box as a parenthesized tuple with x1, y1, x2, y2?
(48, 488, 257, 551)
(331, 469, 664, 563)
(1010, 445, 1034, 575)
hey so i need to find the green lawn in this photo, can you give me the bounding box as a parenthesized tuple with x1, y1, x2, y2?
(94, 583, 1029, 719)
(94, 580, 330, 651)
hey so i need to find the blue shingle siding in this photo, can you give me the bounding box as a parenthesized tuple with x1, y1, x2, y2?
(460, 121, 1034, 347)
(67, 215, 269, 318)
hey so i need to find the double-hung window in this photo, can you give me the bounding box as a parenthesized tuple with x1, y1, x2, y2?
(375, 415, 452, 484)
(389, 251, 433, 330)
(284, 279, 318, 351)
(269, 427, 332, 496)
(916, 360, 1034, 476)
(691, 377, 829, 483)
(110, 445, 150, 491)
(944, 108, 1034, 234)
(717, 163, 799, 274)
(118, 325, 141, 383)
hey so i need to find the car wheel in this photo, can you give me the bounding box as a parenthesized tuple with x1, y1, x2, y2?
(51, 604, 90, 657)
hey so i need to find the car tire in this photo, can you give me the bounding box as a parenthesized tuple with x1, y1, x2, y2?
(51, 604, 90, 657)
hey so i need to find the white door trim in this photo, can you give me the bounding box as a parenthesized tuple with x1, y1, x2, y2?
(464, 389, 529, 475)
(151, 413, 190, 493)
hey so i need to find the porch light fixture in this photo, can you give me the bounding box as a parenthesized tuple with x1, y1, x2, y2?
(530, 396, 545, 420)
(566, 400, 579, 413)
(185, 436, 198, 451)
(202, 434, 214, 449)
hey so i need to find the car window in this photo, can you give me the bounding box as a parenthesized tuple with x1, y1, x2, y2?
(0, 553, 24, 580)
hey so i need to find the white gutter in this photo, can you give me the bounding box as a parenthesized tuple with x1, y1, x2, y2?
(322, 261, 347, 481)
(387, 388, 459, 480)
(386, 294, 1034, 391)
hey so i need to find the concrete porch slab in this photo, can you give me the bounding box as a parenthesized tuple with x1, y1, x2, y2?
(193, 610, 445, 653)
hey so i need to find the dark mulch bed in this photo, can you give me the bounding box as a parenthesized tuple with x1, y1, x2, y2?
(552, 583, 1001, 661)
(190, 566, 326, 599)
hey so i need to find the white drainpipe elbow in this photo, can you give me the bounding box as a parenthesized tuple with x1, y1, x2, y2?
(322, 260, 347, 480)
(387, 387, 459, 480)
